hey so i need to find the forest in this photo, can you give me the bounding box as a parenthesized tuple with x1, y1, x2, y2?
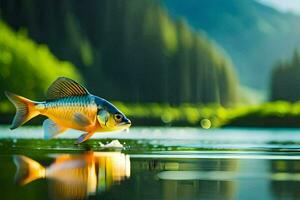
(165, 0, 300, 92)
(271, 50, 300, 102)
(0, 0, 237, 107)
(1, 0, 300, 127)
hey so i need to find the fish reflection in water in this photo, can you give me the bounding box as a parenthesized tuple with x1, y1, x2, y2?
(13, 151, 130, 199)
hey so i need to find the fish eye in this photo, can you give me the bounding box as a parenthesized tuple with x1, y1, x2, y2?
(114, 113, 123, 122)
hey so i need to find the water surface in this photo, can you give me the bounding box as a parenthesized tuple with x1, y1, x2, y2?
(1, 127, 300, 200)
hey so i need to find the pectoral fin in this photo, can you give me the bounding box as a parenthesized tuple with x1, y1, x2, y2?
(43, 119, 67, 139)
(75, 132, 94, 144)
(73, 112, 92, 127)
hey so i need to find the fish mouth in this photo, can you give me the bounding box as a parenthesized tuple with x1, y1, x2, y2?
(118, 120, 131, 127)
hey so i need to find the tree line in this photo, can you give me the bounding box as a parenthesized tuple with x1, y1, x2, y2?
(0, 0, 238, 106)
(271, 49, 300, 102)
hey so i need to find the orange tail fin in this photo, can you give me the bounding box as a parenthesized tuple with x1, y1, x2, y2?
(5, 91, 40, 130)
(13, 155, 45, 185)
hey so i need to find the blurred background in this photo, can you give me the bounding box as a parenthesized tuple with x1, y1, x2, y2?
(2, 2, 300, 199)
(1, 0, 300, 128)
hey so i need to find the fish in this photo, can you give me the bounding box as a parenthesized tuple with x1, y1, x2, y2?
(13, 151, 130, 200)
(5, 77, 131, 143)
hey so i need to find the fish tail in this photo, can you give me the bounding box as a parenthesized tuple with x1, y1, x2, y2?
(5, 91, 40, 130)
(13, 155, 45, 185)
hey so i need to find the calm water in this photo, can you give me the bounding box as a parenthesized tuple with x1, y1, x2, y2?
(1, 127, 300, 200)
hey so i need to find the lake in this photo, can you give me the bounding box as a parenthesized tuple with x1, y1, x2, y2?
(1, 127, 300, 200)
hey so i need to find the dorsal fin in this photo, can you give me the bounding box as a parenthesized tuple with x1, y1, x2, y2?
(46, 77, 89, 100)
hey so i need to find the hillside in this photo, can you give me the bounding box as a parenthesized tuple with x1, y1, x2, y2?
(0, 21, 81, 110)
(164, 0, 300, 92)
(0, 0, 238, 106)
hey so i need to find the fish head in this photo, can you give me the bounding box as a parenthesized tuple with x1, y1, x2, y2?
(94, 96, 131, 131)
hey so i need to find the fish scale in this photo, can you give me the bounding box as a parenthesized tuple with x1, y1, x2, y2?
(45, 96, 95, 119)
(40, 95, 97, 131)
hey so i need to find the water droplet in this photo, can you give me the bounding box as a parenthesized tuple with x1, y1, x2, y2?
(161, 113, 172, 123)
(201, 119, 211, 129)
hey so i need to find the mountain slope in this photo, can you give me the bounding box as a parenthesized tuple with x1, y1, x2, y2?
(164, 0, 300, 91)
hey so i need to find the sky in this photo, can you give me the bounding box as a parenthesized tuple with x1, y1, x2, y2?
(259, 0, 300, 14)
